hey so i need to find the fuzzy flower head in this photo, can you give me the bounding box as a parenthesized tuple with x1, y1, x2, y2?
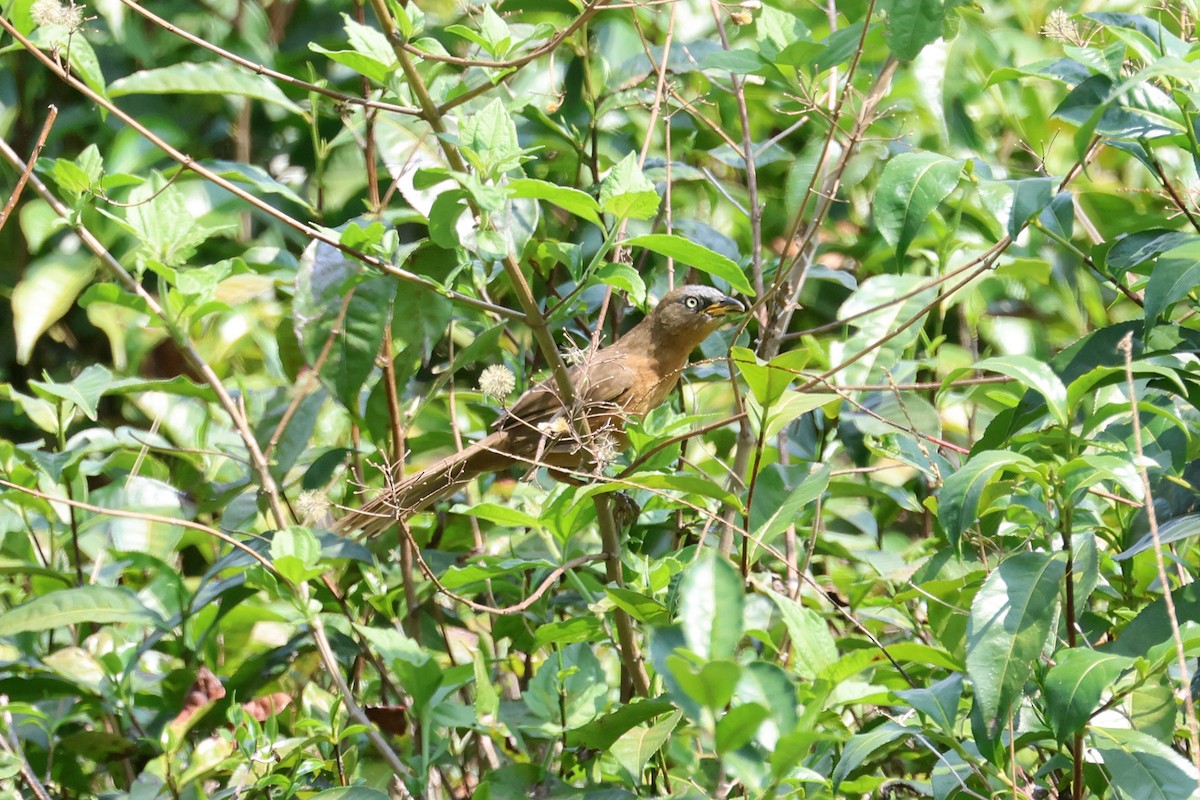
(479, 364, 516, 401)
(32, 0, 86, 30)
(295, 490, 331, 526)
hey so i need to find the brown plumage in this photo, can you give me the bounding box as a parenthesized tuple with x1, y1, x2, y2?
(336, 286, 745, 536)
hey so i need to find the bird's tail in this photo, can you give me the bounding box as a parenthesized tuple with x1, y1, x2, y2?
(334, 434, 513, 537)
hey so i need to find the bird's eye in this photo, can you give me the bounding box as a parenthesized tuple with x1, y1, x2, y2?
(684, 296, 699, 310)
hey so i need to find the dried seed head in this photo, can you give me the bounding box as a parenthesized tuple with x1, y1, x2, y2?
(1041, 9, 1080, 44)
(32, 0, 85, 30)
(593, 431, 619, 467)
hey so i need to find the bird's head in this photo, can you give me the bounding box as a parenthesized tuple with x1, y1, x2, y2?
(650, 285, 745, 346)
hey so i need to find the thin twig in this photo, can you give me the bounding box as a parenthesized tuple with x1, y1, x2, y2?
(116, 0, 421, 116)
(0, 14, 519, 321)
(1118, 332, 1200, 775)
(0, 479, 277, 573)
(396, 0, 608, 69)
(0, 105, 56, 232)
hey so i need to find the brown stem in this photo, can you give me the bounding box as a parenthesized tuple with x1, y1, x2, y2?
(595, 494, 652, 698)
(0, 105, 56, 232)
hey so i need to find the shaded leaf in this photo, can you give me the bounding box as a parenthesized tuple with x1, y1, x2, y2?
(875, 152, 964, 263)
(939, 450, 1038, 547)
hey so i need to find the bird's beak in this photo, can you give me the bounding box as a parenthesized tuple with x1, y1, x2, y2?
(703, 296, 746, 318)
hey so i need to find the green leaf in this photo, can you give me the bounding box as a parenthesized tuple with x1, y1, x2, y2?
(19, 199, 68, 251)
(446, 6, 511, 57)
(751, 464, 832, 551)
(622, 234, 753, 296)
(699, 49, 766, 74)
(43, 145, 102, 198)
(309, 43, 393, 83)
(428, 189, 470, 248)
(1003, 178, 1056, 240)
(524, 643, 607, 732)
(885, 0, 945, 60)
(1129, 675, 1176, 742)
(938, 450, 1038, 547)
(1117, 513, 1200, 561)
(532, 617, 605, 650)
(308, 789, 391, 800)
(473, 649, 499, 720)
(459, 503, 541, 529)
(195, 160, 313, 211)
(678, 552, 744, 661)
(91, 476, 189, 558)
(731, 347, 809, 406)
(294, 238, 396, 413)
(668, 657, 741, 711)
(0, 586, 158, 635)
(459, 98, 526, 178)
(32, 25, 106, 98)
(833, 721, 915, 789)
(618, 472, 744, 510)
(1105, 582, 1200, 659)
(895, 674, 962, 733)
(606, 587, 671, 625)
(1144, 259, 1200, 330)
(599, 153, 661, 220)
(768, 590, 837, 680)
(874, 152, 964, 263)
(736, 661, 799, 738)
(12, 255, 97, 365)
(574, 471, 743, 511)
(1044, 649, 1135, 742)
(966, 552, 1065, 738)
(1090, 727, 1200, 800)
(507, 178, 601, 227)
(29, 364, 112, 421)
(1085, 12, 1190, 59)
(126, 174, 231, 267)
(1106, 229, 1198, 274)
(715, 703, 769, 754)
(344, 13, 401, 67)
(593, 262, 647, 306)
(814, 21, 866, 73)
(269, 526, 324, 584)
(566, 698, 676, 749)
(974, 355, 1069, 428)
(610, 709, 681, 781)
(754, 391, 839, 440)
(109, 62, 304, 114)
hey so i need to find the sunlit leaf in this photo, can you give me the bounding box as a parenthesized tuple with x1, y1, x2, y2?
(0, 586, 158, 635)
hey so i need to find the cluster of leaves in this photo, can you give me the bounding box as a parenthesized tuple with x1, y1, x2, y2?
(2, 0, 1200, 798)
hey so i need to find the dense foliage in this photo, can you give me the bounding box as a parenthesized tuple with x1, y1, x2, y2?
(3, 0, 1200, 797)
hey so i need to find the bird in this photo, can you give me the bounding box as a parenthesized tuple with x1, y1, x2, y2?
(335, 285, 745, 536)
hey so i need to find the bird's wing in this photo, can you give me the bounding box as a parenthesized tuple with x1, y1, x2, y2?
(496, 351, 638, 442)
